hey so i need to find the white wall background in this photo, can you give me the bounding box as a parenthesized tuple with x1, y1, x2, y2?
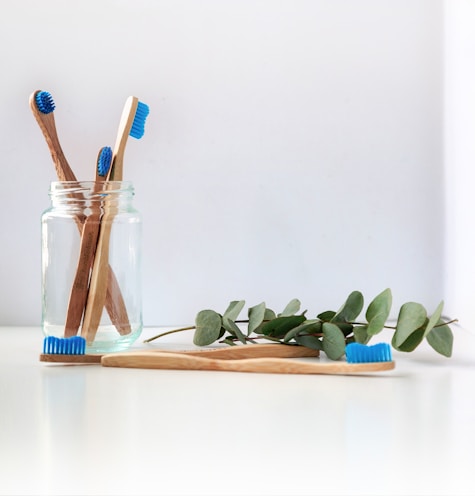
(0, 0, 458, 328)
(444, 0, 475, 331)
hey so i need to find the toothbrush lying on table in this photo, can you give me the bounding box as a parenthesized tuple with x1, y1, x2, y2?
(40, 338, 320, 363)
(40, 338, 394, 375)
(81, 96, 149, 344)
(30, 90, 131, 336)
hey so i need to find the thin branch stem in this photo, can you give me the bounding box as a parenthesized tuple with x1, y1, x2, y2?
(144, 326, 195, 343)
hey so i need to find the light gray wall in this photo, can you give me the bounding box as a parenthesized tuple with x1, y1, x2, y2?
(0, 0, 446, 326)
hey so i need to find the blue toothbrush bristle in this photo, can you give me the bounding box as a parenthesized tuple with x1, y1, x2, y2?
(346, 342, 392, 364)
(129, 101, 150, 139)
(43, 336, 86, 355)
(97, 146, 113, 177)
(35, 91, 55, 114)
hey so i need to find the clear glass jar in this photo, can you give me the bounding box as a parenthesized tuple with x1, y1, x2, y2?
(41, 181, 142, 353)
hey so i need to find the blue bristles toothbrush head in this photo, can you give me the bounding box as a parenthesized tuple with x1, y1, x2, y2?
(345, 342, 393, 364)
(108, 96, 150, 181)
(35, 91, 55, 114)
(97, 146, 113, 178)
(43, 336, 86, 355)
(130, 101, 150, 139)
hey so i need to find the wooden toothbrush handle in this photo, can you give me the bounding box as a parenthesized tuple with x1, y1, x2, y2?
(64, 212, 101, 337)
(65, 200, 131, 338)
(101, 352, 395, 374)
(81, 210, 115, 344)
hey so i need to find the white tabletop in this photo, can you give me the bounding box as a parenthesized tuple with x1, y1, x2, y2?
(1, 326, 474, 496)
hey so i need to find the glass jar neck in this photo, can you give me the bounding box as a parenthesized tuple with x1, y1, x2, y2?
(49, 181, 135, 207)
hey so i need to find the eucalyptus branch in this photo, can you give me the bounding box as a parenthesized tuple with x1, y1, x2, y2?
(143, 289, 456, 360)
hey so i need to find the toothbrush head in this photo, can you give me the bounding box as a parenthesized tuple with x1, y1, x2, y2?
(43, 336, 86, 355)
(35, 91, 55, 114)
(97, 146, 113, 177)
(129, 101, 150, 139)
(345, 342, 392, 364)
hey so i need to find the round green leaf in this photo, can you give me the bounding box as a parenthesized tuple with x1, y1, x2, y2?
(426, 321, 453, 357)
(332, 291, 364, 323)
(423, 301, 444, 339)
(259, 315, 306, 338)
(283, 320, 322, 343)
(317, 310, 336, 321)
(294, 334, 323, 351)
(193, 310, 222, 346)
(322, 322, 346, 360)
(248, 302, 266, 335)
(223, 318, 247, 344)
(391, 325, 425, 352)
(223, 300, 245, 322)
(366, 288, 392, 336)
(353, 325, 370, 344)
(279, 299, 301, 317)
(394, 302, 427, 348)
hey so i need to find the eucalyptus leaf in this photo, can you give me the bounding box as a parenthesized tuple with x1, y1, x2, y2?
(264, 308, 277, 320)
(279, 299, 301, 317)
(283, 320, 322, 343)
(295, 334, 323, 351)
(193, 310, 223, 346)
(223, 318, 247, 344)
(423, 301, 444, 339)
(332, 291, 364, 323)
(322, 322, 346, 360)
(394, 302, 427, 348)
(317, 310, 336, 321)
(366, 288, 392, 336)
(259, 315, 306, 338)
(248, 302, 266, 335)
(426, 321, 453, 357)
(391, 326, 425, 352)
(223, 300, 245, 322)
(353, 325, 371, 344)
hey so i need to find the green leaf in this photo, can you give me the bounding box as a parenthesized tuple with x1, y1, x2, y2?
(248, 302, 266, 335)
(283, 320, 322, 343)
(423, 301, 444, 338)
(264, 308, 277, 320)
(426, 321, 453, 357)
(392, 325, 425, 352)
(353, 325, 371, 344)
(366, 288, 392, 336)
(322, 322, 346, 360)
(332, 291, 364, 323)
(279, 299, 301, 316)
(223, 300, 245, 322)
(259, 315, 306, 339)
(193, 310, 223, 346)
(223, 318, 247, 344)
(294, 334, 323, 351)
(335, 322, 354, 336)
(317, 310, 336, 321)
(394, 302, 427, 348)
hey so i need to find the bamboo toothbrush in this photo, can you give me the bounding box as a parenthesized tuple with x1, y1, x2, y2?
(82, 96, 149, 344)
(29, 90, 76, 181)
(101, 352, 394, 374)
(30, 90, 130, 336)
(101, 342, 395, 375)
(63, 147, 113, 337)
(40, 337, 320, 363)
(107, 96, 149, 181)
